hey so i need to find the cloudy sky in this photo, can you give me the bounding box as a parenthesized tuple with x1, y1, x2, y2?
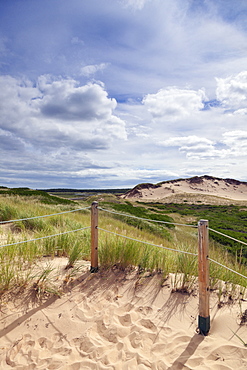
(0, 0, 247, 189)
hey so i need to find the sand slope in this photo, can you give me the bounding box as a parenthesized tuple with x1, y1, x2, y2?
(0, 267, 246, 370)
(122, 175, 247, 202)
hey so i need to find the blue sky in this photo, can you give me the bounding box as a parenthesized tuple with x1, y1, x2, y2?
(0, 0, 247, 189)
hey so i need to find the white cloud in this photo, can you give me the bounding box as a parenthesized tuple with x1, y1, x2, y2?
(36, 76, 116, 121)
(159, 135, 218, 159)
(143, 87, 207, 121)
(159, 131, 247, 161)
(0, 75, 127, 153)
(222, 131, 247, 155)
(160, 136, 213, 147)
(216, 71, 247, 110)
(233, 108, 247, 116)
(80, 63, 109, 77)
(1, 0, 247, 187)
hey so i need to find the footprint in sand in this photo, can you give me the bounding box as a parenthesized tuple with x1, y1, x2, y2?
(118, 313, 132, 326)
(205, 344, 247, 369)
(139, 318, 157, 332)
(129, 331, 143, 348)
(136, 306, 153, 315)
(96, 319, 118, 343)
(38, 337, 53, 349)
(5, 334, 65, 370)
(73, 336, 95, 354)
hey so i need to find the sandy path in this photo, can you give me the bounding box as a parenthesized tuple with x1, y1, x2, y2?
(0, 269, 246, 369)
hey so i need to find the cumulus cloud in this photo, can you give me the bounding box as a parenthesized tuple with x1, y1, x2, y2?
(0, 74, 130, 188)
(159, 130, 247, 161)
(143, 87, 207, 121)
(35, 76, 116, 121)
(216, 71, 247, 111)
(159, 135, 217, 159)
(0, 75, 127, 154)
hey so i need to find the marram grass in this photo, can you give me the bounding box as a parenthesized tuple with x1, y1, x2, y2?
(0, 194, 246, 301)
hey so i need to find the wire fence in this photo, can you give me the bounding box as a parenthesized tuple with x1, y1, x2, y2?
(0, 202, 246, 280)
(209, 227, 247, 247)
(0, 206, 90, 225)
(0, 206, 91, 249)
(98, 206, 247, 280)
(207, 258, 247, 280)
(97, 227, 198, 256)
(0, 226, 91, 249)
(98, 206, 197, 228)
(1, 201, 246, 336)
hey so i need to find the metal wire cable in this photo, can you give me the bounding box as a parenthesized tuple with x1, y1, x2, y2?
(209, 228, 247, 247)
(98, 207, 197, 228)
(208, 258, 247, 279)
(97, 227, 198, 256)
(0, 206, 91, 225)
(0, 226, 90, 249)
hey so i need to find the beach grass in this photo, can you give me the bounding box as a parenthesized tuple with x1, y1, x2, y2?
(0, 191, 246, 301)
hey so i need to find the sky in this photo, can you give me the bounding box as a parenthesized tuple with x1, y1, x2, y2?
(0, 0, 247, 189)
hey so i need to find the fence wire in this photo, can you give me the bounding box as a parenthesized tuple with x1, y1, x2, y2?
(209, 227, 247, 247)
(0, 226, 90, 249)
(97, 227, 198, 256)
(1, 200, 246, 281)
(208, 257, 247, 279)
(0, 206, 90, 225)
(98, 207, 197, 228)
(98, 206, 247, 280)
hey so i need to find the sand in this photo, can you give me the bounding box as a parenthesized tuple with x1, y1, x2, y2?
(122, 176, 247, 203)
(0, 262, 246, 370)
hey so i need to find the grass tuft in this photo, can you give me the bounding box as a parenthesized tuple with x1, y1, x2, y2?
(0, 192, 246, 303)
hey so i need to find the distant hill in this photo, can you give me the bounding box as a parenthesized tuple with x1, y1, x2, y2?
(41, 188, 130, 194)
(121, 175, 247, 203)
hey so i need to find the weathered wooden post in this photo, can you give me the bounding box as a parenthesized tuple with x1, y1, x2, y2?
(90, 201, 99, 273)
(198, 219, 210, 335)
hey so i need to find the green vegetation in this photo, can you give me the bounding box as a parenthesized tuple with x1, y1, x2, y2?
(0, 189, 246, 302)
(137, 202, 247, 263)
(43, 188, 130, 199)
(0, 188, 73, 205)
(0, 191, 90, 297)
(101, 201, 175, 240)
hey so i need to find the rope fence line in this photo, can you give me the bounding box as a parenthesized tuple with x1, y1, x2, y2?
(0, 206, 91, 225)
(97, 206, 247, 281)
(99, 206, 247, 253)
(97, 227, 198, 256)
(0, 202, 246, 280)
(0, 199, 246, 336)
(209, 227, 247, 247)
(0, 226, 90, 249)
(98, 206, 197, 228)
(208, 257, 247, 279)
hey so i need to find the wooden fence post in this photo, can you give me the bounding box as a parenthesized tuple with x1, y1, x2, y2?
(90, 201, 99, 273)
(198, 219, 210, 335)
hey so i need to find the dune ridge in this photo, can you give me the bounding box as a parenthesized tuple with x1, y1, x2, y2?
(122, 175, 247, 203)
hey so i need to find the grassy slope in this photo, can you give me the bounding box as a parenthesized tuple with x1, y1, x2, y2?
(0, 189, 246, 301)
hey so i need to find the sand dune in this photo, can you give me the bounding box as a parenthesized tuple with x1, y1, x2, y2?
(0, 264, 246, 369)
(122, 175, 247, 203)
